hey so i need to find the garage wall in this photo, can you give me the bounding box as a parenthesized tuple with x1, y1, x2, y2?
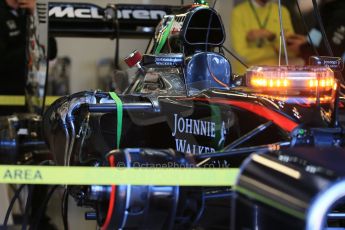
(53, 0, 234, 93)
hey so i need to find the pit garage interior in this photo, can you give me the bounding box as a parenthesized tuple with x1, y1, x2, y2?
(1, 0, 345, 229)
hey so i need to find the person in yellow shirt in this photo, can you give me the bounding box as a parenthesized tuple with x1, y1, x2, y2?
(230, 0, 300, 73)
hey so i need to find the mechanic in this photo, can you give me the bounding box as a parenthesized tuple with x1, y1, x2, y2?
(0, 0, 35, 96)
(230, 0, 302, 73)
(1, 2, 57, 229)
(286, 0, 345, 65)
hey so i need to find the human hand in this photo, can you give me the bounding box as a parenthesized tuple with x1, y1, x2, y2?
(246, 29, 276, 42)
(18, 0, 36, 14)
(286, 34, 308, 54)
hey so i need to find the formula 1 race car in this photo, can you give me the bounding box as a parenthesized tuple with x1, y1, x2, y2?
(42, 2, 345, 230)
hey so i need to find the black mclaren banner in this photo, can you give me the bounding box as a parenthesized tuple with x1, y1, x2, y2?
(48, 2, 180, 38)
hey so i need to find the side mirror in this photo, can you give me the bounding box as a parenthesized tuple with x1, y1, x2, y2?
(124, 50, 143, 68)
(125, 51, 184, 69)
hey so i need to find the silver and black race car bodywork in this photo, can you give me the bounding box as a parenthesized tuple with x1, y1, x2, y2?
(42, 2, 345, 230)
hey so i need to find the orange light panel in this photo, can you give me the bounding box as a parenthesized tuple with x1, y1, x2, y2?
(246, 66, 335, 92)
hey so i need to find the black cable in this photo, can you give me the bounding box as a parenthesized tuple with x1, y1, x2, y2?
(192, 193, 205, 227)
(114, 7, 120, 69)
(222, 46, 249, 68)
(62, 189, 69, 230)
(27, 159, 57, 229)
(3, 184, 26, 227)
(30, 185, 59, 230)
(9, 184, 25, 214)
(41, 46, 50, 116)
(22, 185, 33, 230)
(278, 0, 289, 65)
(295, 0, 319, 56)
(212, 0, 218, 8)
(4, 163, 56, 228)
(311, 0, 333, 56)
(204, 10, 214, 52)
